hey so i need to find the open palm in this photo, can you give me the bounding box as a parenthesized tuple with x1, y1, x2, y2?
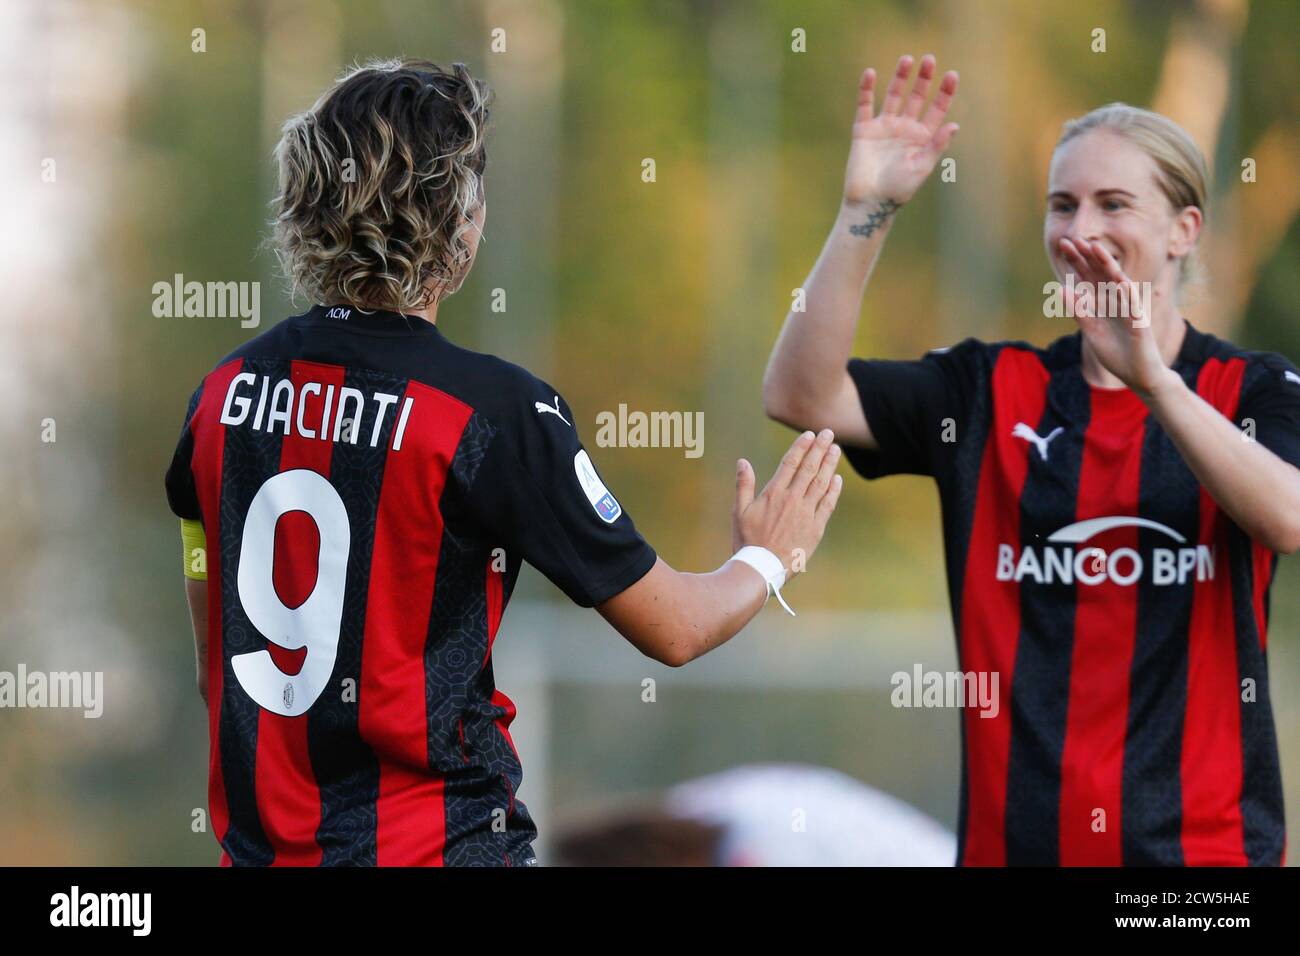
(844, 54, 960, 206)
(1059, 237, 1169, 393)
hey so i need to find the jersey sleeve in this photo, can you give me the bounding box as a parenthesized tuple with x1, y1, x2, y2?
(458, 376, 657, 608)
(164, 382, 205, 521)
(1237, 351, 1300, 470)
(842, 337, 986, 480)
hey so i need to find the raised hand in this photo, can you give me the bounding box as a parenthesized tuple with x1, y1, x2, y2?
(843, 54, 960, 208)
(1059, 237, 1173, 395)
(733, 429, 843, 575)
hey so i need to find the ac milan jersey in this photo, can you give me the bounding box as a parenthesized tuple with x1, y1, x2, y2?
(845, 321, 1300, 866)
(165, 303, 657, 866)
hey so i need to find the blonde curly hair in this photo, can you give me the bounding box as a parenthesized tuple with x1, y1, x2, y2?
(271, 58, 492, 312)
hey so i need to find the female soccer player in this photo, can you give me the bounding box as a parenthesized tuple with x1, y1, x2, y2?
(165, 59, 843, 866)
(763, 54, 1300, 866)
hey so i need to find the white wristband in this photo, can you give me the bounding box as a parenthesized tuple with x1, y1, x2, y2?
(731, 546, 796, 617)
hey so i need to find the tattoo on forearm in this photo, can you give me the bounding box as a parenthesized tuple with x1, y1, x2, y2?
(848, 199, 902, 238)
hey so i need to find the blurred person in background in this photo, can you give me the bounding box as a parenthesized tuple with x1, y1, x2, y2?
(764, 54, 1300, 865)
(164, 58, 843, 867)
(553, 764, 955, 866)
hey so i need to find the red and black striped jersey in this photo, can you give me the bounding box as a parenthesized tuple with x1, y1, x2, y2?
(165, 304, 657, 866)
(845, 321, 1300, 866)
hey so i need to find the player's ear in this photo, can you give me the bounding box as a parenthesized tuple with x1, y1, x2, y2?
(1168, 204, 1201, 258)
(445, 199, 485, 296)
(468, 197, 485, 250)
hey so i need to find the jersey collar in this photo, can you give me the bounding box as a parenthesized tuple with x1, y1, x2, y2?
(301, 303, 441, 336)
(1049, 317, 1207, 375)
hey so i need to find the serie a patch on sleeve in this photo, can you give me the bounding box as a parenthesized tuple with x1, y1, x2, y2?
(573, 449, 621, 523)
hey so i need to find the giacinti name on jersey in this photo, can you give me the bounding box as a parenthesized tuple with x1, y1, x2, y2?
(218, 370, 415, 451)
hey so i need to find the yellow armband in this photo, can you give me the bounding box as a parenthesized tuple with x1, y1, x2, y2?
(180, 518, 208, 581)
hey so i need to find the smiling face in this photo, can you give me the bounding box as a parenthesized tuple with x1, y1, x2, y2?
(1044, 128, 1200, 302)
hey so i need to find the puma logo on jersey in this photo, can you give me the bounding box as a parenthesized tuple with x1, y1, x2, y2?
(1013, 422, 1064, 461)
(535, 395, 571, 426)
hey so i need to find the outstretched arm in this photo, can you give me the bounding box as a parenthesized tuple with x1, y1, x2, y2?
(763, 54, 959, 444)
(597, 429, 844, 665)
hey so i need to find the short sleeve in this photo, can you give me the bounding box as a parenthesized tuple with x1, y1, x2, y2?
(1238, 352, 1300, 470)
(164, 383, 205, 521)
(459, 378, 657, 608)
(843, 338, 987, 480)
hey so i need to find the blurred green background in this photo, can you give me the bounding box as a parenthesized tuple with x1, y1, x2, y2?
(2, 0, 1297, 864)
